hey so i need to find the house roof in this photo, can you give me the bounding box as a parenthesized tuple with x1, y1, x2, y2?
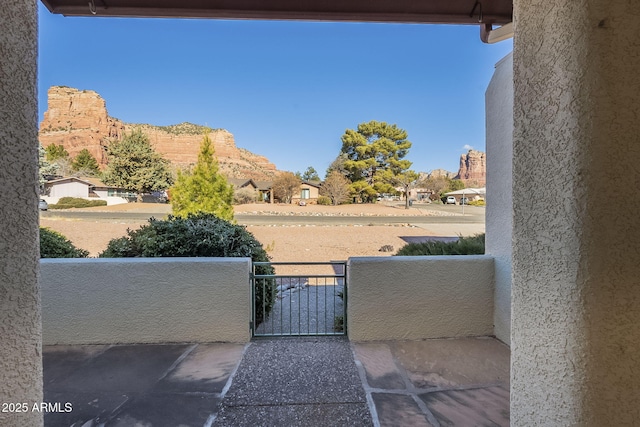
(40, 0, 512, 25)
(45, 176, 122, 190)
(80, 176, 112, 188)
(44, 176, 94, 187)
(445, 187, 486, 196)
(228, 178, 258, 188)
(254, 181, 274, 191)
(301, 180, 322, 189)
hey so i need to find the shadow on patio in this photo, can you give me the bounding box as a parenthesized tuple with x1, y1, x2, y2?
(43, 336, 509, 426)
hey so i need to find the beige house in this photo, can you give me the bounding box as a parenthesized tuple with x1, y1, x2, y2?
(229, 179, 319, 204)
(43, 176, 133, 203)
(291, 180, 321, 204)
(44, 177, 94, 198)
(228, 178, 272, 203)
(444, 187, 486, 204)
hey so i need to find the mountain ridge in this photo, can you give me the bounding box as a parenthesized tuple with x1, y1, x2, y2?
(39, 86, 278, 181)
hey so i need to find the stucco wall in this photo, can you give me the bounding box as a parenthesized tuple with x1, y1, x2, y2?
(0, 2, 42, 426)
(512, 0, 640, 424)
(485, 52, 513, 346)
(49, 181, 90, 198)
(41, 258, 251, 344)
(347, 256, 494, 341)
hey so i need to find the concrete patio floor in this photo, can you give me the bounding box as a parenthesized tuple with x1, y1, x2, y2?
(43, 337, 509, 426)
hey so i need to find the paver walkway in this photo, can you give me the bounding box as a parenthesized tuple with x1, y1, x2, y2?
(43, 343, 245, 426)
(353, 338, 510, 427)
(42, 337, 509, 426)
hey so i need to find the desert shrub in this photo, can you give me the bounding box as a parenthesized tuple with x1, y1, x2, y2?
(233, 187, 258, 205)
(40, 227, 89, 258)
(468, 199, 486, 206)
(99, 213, 276, 324)
(316, 195, 332, 205)
(395, 234, 485, 256)
(49, 197, 107, 209)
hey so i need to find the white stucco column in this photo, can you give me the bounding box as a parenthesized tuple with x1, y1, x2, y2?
(512, 1, 640, 425)
(0, 1, 43, 426)
(485, 52, 513, 346)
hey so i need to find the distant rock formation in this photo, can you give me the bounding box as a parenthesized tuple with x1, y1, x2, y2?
(39, 86, 278, 180)
(455, 150, 486, 186)
(427, 168, 456, 179)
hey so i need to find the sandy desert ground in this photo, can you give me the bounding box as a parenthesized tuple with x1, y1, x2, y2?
(40, 202, 485, 262)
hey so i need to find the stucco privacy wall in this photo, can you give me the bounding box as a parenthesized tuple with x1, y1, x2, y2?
(41, 258, 251, 344)
(485, 52, 513, 346)
(0, 2, 43, 426)
(512, 0, 640, 425)
(347, 256, 494, 341)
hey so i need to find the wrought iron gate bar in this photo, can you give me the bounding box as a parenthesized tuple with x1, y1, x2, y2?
(251, 261, 347, 338)
(254, 261, 346, 265)
(252, 274, 344, 279)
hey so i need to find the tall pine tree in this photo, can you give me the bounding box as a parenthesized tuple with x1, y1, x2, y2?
(340, 120, 412, 202)
(71, 148, 100, 176)
(170, 132, 234, 221)
(102, 129, 173, 202)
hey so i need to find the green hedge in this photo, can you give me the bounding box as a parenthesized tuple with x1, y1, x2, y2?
(49, 197, 108, 209)
(395, 234, 485, 256)
(316, 195, 332, 205)
(99, 213, 276, 324)
(40, 227, 89, 258)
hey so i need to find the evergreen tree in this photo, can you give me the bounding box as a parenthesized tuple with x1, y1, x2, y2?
(325, 153, 349, 178)
(102, 129, 173, 202)
(38, 144, 59, 186)
(170, 132, 234, 220)
(340, 120, 412, 202)
(44, 143, 73, 176)
(447, 179, 466, 192)
(300, 166, 320, 181)
(44, 143, 69, 162)
(71, 148, 100, 176)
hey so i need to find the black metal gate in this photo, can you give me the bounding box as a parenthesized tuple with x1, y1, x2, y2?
(251, 261, 347, 337)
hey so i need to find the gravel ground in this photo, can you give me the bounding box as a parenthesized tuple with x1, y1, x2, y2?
(214, 337, 372, 427)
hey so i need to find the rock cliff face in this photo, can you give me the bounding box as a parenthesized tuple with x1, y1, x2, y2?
(39, 86, 278, 180)
(40, 86, 124, 166)
(456, 150, 486, 186)
(427, 168, 456, 179)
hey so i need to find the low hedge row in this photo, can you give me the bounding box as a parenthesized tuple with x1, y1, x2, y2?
(40, 227, 89, 258)
(395, 233, 485, 256)
(49, 197, 108, 209)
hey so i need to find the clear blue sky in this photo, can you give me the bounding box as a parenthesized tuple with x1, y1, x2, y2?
(38, 3, 512, 176)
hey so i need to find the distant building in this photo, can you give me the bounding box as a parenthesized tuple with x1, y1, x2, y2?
(292, 181, 322, 205)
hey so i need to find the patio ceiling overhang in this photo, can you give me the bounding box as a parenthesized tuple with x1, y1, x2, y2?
(40, 0, 513, 26)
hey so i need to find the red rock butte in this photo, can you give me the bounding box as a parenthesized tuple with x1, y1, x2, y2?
(456, 149, 486, 186)
(39, 86, 278, 181)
